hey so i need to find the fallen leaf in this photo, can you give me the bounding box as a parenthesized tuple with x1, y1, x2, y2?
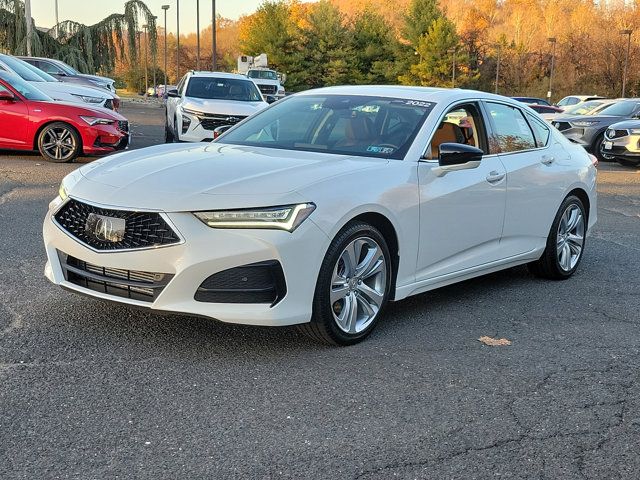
(478, 336, 512, 346)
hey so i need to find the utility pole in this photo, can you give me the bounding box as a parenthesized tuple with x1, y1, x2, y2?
(176, 0, 180, 80)
(143, 24, 149, 95)
(494, 45, 501, 94)
(448, 47, 456, 88)
(196, 0, 200, 70)
(162, 5, 170, 91)
(212, 0, 217, 70)
(621, 29, 633, 98)
(25, 0, 32, 56)
(547, 37, 557, 102)
(55, 0, 59, 38)
(152, 16, 157, 91)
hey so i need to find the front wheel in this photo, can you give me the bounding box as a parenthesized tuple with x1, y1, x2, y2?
(298, 222, 392, 345)
(164, 121, 174, 143)
(528, 195, 587, 279)
(37, 122, 81, 163)
(594, 134, 614, 162)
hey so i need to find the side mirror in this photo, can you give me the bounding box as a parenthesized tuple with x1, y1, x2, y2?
(0, 90, 16, 102)
(438, 143, 484, 167)
(167, 89, 180, 98)
(265, 95, 277, 104)
(213, 125, 233, 139)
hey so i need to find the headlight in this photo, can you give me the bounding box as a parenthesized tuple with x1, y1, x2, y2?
(193, 203, 316, 232)
(73, 94, 104, 104)
(80, 116, 115, 126)
(572, 120, 599, 127)
(58, 183, 68, 200)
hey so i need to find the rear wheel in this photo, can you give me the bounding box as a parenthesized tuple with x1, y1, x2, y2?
(298, 222, 391, 345)
(37, 122, 81, 163)
(528, 195, 587, 280)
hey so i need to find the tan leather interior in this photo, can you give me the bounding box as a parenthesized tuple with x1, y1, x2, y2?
(431, 122, 464, 158)
(337, 115, 374, 147)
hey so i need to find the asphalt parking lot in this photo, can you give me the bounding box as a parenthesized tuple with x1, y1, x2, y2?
(1, 100, 639, 479)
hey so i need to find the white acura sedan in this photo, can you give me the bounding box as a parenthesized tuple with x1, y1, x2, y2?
(44, 87, 597, 345)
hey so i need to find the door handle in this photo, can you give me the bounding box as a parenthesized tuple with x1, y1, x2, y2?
(486, 171, 505, 183)
(541, 155, 555, 165)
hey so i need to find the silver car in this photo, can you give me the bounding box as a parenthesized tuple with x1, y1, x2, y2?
(601, 120, 640, 167)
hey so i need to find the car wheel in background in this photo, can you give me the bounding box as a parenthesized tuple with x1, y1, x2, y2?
(37, 122, 81, 163)
(528, 195, 587, 280)
(593, 134, 613, 162)
(164, 121, 174, 143)
(298, 222, 391, 345)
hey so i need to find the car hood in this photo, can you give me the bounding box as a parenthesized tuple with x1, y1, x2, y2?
(78, 73, 114, 85)
(30, 80, 112, 99)
(555, 115, 622, 124)
(181, 98, 267, 116)
(31, 100, 125, 120)
(71, 143, 386, 211)
(606, 119, 640, 129)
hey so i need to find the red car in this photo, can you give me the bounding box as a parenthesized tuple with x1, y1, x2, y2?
(0, 71, 129, 162)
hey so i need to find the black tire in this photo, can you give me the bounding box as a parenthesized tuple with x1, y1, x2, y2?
(164, 120, 174, 143)
(593, 134, 614, 162)
(37, 122, 81, 163)
(616, 159, 639, 168)
(528, 195, 587, 280)
(298, 222, 392, 345)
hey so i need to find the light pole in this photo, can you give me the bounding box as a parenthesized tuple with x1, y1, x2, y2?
(196, 0, 200, 70)
(212, 0, 217, 70)
(621, 29, 633, 98)
(448, 47, 457, 88)
(54, 0, 59, 38)
(162, 5, 170, 90)
(152, 16, 157, 91)
(176, 0, 180, 80)
(142, 24, 149, 95)
(25, 0, 32, 55)
(136, 31, 142, 92)
(547, 37, 557, 102)
(494, 44, 501, 94)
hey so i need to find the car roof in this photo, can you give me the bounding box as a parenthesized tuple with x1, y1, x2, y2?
(294, 85, 521, 105)
(188, 71, 250, 80)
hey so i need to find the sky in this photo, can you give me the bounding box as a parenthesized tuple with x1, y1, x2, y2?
(31, 0, 267, 33)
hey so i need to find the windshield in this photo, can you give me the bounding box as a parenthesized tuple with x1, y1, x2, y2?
(248, 70, 278, 80)
(57, 61, 79, 75)
(19, 59, 59, 82)
(186, 77, 262, 101)
(564, 100, 604, 115)
(217, 94, 434, 160)
(598, 101, 640, 116)
(0, 55, 47, 82)
(0, 72, 51, 101)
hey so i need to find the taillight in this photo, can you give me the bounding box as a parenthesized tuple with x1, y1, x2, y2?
(588, 153, 598, 167)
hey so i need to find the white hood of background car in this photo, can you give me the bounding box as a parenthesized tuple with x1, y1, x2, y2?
(30, 80, 112, 102)
(181, 98, 267, 116)
(70, 143, 386, 212)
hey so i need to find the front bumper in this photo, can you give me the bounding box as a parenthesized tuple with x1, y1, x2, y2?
(81, 123, 130, 155)
(43, 197, 328, 326)
(552, 123, 596, 148)
(601, 134, 640, 164)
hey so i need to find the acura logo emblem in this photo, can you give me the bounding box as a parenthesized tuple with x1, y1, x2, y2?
(226, 116, 239, 123)
(85, 213, 125, 243)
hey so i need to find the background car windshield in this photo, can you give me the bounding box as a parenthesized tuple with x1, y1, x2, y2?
(186, 77, 261, 101)
(0, 73, 51, 101)
(248, 70, 277, 80)
(19, 60, 59, 82)
(598, 101, 639, 116)
(0, 55, 46, 82)
(564, 101, 603, 115)
(218, 95, 434, 160)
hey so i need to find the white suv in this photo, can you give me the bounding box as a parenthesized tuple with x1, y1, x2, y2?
(165, 71, 268, 143)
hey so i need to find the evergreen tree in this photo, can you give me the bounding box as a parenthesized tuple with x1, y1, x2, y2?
(350, 10, 399, 84)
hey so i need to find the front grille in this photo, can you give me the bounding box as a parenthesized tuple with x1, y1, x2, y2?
(104, 98, 114, 110)
(195, 261, 287, 305)
(199, 115, 247, 131)
(59, 252, 172, 302)
(553, 121, 571, 131)
(606, 129, 628, 139)
(118, 120, 129, 133)
(257, 84, 277, 95)
(54, 199, 180, 251)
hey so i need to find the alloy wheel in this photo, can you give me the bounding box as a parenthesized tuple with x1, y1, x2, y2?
(556, 204, 585, 272)
(330, 236, 387, 334)
(41, 126, 76, 161)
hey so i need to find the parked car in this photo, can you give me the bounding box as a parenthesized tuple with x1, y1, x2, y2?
(156, 84, 176, 99)
(541, 99, 615, 123)
(0, 71, 129, 162)
(551, 99, 640, 160)
(511, 96, 551, 106)
(165, 71, 268, 142)
(0, 54, 119, 111)
(527, 104, 563, 115)
(556, 95, 604, 108)
(44, 86, 597, 345)
(18, 56, 116, 93)
(600, 120, 640, 167)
